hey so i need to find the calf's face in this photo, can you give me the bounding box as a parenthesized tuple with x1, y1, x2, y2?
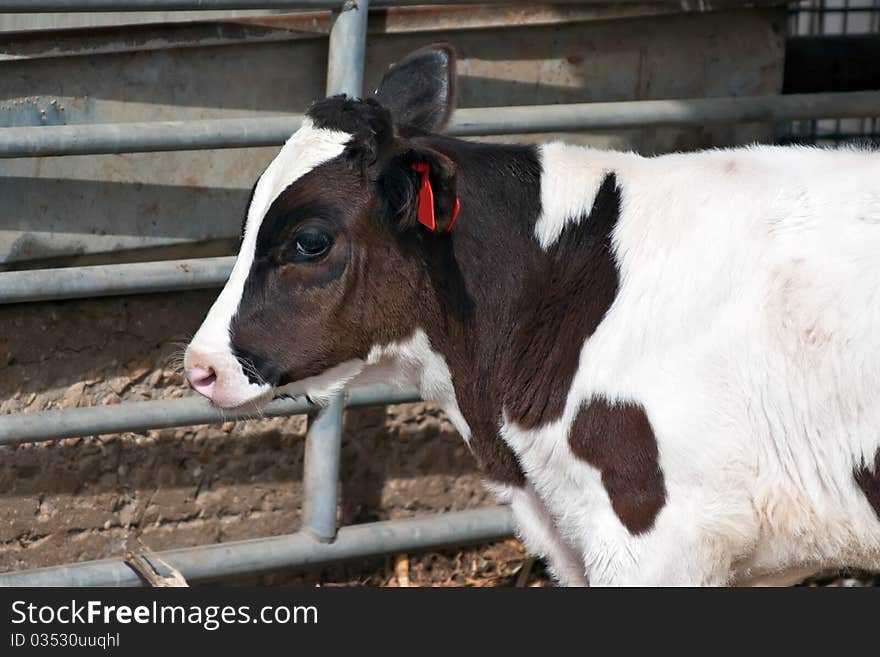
(184, 45, 458, 409)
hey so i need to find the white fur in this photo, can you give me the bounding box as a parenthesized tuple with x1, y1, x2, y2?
(486, 482, 588, 586)
(276, 359, 367, 406)
(272, 329, 471, 429)
(534, 142, 636, 249)
(358, 330, 471, 444)
(497, 143, 880, 585)
(185, 119, 352, 408)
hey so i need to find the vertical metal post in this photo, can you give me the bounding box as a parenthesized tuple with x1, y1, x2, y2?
(325, 0, 370, 97)
(302, 394, 345, 542)
(300, 0, 370, 544)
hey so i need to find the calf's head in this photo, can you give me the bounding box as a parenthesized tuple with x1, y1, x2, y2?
(184, 45, 459, 409)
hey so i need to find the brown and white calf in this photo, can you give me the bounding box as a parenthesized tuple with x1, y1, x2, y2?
(184, 45, 880, 586)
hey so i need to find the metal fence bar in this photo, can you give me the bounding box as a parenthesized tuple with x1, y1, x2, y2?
(0, 506, 515, 586)
(0, 0, 612, 11)
(325, 0, 369, 97)
(295, 0, 370, 544)
(0, 0, 341, 8)
(302, 394, 345, 541)
(449, 91, 880, 135)
(0, 116, 304, 158)
(0, 384, 420, 446)
(3, 91, 880, 158)
(0, 257, 235, 304)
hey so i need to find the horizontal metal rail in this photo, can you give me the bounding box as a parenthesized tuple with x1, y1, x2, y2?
(2, 91, 880, 158)
(0, 506, 514, 586)
(0, 116, 306, 158)
(451, 91, 880, 134)
(0, 384, 420, 446)
(0, 257, 234, 303)
(0, 0, 341, 8)
(0, 0, 616, 11)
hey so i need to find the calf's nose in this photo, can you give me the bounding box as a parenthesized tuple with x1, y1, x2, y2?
(186, 365, 217, 399)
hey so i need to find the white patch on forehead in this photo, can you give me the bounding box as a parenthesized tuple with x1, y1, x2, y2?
(185, 118, 352, 409)
(191, 118, 352, 353)
(245, 117, 353, 241)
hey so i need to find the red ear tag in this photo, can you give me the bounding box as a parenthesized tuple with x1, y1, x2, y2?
(411, 162, 436, 231)
(411, 162, 461, 232)
(447, 197, 461, 231)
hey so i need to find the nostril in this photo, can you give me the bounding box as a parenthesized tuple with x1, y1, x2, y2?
(194, 370, 217, 387)
(186, 366, 217, 396)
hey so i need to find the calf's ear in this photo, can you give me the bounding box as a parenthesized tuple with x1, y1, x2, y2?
(374, 44, 457, 134)
(378, 148, 459, 234)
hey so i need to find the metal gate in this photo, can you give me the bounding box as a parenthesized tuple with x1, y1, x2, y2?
(0, 0, 879, 586)
(785, 0, 880, 142)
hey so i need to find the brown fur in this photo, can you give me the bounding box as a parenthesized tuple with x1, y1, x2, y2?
(502, 173, 621, 429)
(568, 398, 666, 534)
(854, 448, 880, 520)
(414, 162, 624, 485)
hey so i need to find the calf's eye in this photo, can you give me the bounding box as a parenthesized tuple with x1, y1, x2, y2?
(289, 229, 332, 261)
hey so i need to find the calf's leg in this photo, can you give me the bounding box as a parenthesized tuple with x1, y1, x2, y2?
(487, 482, 588, 586)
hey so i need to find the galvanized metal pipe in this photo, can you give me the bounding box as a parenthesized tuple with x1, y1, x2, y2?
(0, 116, 304, 158)
(0, 506, 514, 586)
(296, 0, 370, 544)
(0, 384, 420, 446)
(0, 0, 342, 10)
(0, 256, 235, 304)
(448, 91, 880, 135)
(3, 91, 880, 158)
(0, 0, 604, 11)
(302, 393, 345, 541)
(326, 0, 369, 97)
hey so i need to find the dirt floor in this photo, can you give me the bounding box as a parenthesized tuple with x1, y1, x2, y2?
(242, 539, 878, 587)
(248, 539, 553, 587)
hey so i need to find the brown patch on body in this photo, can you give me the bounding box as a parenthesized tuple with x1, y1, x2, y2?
(568, 397, 666, 534)
(415, 143, 623, 486)
(502, 173, 621, 429)
(413, 138, 546, 486)
(854, 448, 880, 519)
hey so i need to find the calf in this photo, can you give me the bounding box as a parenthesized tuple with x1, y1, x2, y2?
(184, 45, 880, 586)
